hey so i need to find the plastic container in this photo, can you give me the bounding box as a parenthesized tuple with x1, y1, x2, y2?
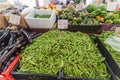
(94, 37, 120, 78)
(10, 55, 116, 80)
(11, 62, 58, 80)
(25, 9, 56, 29)
(10, 61, 116, 80)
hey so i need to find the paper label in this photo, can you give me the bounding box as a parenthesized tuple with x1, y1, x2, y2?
(44, 0, 50, 8)
(9, 14, 20, 25)
(58, 20, 68, 29)
(56, 5, 62, 11)
(14, 1, 23, 10)
(76, 3, 84, 11)
(107, 2, 117, 11)
(115, 27, 120, 34)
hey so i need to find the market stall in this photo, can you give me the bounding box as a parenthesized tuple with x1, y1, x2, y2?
(0, 0, 120, 80)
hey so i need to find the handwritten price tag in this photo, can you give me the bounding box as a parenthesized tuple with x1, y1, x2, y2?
(9, 14, 20, 25)
(107, 2, 117, 11)
(115, 27, 120, 34)
(76, 3, 84, 11)
(56, 5, 62, 11)
(58, 20, 68, 29)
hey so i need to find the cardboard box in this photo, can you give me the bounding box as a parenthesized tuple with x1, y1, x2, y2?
(0, 14, 9, 28)
(4, 13, 28, 28)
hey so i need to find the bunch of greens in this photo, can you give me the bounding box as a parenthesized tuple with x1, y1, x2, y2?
(34, 14, 51, 18)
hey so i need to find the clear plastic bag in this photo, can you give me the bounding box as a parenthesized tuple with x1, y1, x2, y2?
(105, 36, 120, 52)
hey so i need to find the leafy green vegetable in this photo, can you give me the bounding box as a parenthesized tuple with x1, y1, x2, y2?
(34, 14, 51, 18)
(86, 4, 97, 13)
(97, 4, 107, 11)
(113, 14, 119, 19)
(113, 19, 120, 24)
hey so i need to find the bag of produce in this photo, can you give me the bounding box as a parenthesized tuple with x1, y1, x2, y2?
(105, 36, 120, 52)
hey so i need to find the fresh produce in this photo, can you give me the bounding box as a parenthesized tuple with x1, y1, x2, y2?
(105, 20, 113, 24)
(34, 14, 51, 18)
(18, 30, 109, 79)
(60, 10, 99, 25)
(97, 4, 107, 11)
(113, 19, 120, 24)
(86, 4, 97, 13)
(87, 4, 120, 24)
(60, 4, 120, 25)
(0, 27, 41, 73)
(98, 31, 120, 66)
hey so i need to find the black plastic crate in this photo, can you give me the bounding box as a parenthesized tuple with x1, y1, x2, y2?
(11, 62, 58, 80)
(10, 31, 116, 80)
(11, 60, 116, 80)
(68, 25, 102, 31)
(58, 13, 103, 31)
(61, 60, 116, 80)
(94, 37, 120, 78)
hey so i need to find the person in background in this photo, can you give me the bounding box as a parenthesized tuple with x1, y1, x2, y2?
(67, 0, 76, 11)
(74, 0, 82, 4)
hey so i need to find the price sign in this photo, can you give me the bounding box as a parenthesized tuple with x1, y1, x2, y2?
(76, 3, 84, 11)
(58, 20, 68, 29)
(107, 2, 117, 11)
(9, 14, 20, 25)
(56, 5, 62, 11)
(44, 0, 50, 8)
(115, 27, 120, 34)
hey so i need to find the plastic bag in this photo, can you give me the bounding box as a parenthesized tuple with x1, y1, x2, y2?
(105, 36, 120, 52)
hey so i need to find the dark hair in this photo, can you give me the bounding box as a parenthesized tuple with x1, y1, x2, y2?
(84, 0, 86, 4)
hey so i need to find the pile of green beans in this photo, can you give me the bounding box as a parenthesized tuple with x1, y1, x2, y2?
(18, 30, 109, 79)
(99, 31, 120, 66)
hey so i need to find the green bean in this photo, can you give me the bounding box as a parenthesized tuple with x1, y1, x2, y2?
(18, 30, 109, 79)
(98, 31, 120, 66)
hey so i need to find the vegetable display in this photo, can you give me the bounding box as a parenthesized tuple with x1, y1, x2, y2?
(0, 26, 40, 73)
(34, 14, 51, 18)
(59, 4, 120, 25)
(98, 31, 120, 66)
(18, 30, 109, 79)
(60, 10, 99, 25)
